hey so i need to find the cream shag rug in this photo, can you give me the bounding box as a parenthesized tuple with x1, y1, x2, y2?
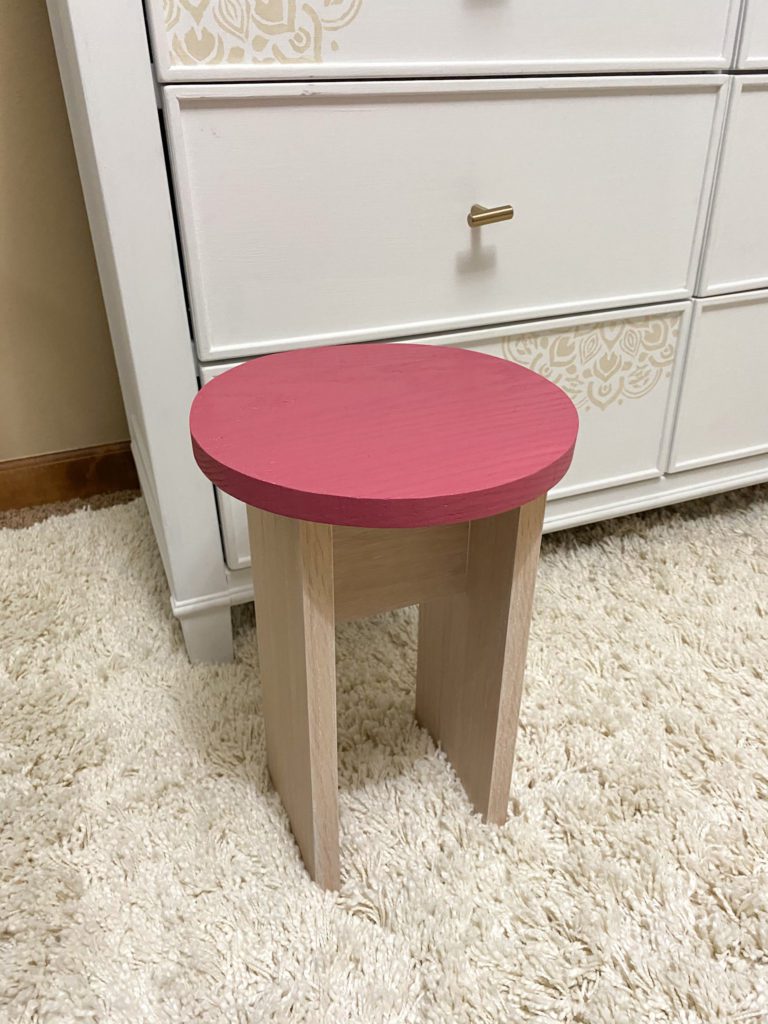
(1, 489, 767, 1024)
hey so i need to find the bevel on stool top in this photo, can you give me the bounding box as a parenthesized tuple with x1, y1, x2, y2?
(191, 342, 578, 888)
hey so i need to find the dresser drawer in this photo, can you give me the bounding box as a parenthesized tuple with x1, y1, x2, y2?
(165, 78, 724, 362)
(698, 77, 768, 295)
(147, 0, 739, 81)
(202, 303, 687, 570)
(669, 292, 768, 472)
(737, 0, 768, 67)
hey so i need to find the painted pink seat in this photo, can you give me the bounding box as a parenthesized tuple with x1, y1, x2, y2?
(190, 342, 578, 528)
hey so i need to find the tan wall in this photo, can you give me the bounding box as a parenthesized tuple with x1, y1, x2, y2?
(0, 0, 128, 463)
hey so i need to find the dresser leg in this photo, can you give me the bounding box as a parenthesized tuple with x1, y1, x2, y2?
(247, 507, 340, 890)
(416, 496, 546, 824)
(179, 606, 234, 663)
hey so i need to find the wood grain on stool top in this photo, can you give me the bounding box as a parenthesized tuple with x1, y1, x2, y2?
(190, 343, 578, 528)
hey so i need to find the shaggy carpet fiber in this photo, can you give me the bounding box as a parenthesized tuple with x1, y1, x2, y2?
(1, 488, 766, 1023)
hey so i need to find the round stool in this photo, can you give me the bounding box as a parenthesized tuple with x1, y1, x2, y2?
(191, 343, 578, 889)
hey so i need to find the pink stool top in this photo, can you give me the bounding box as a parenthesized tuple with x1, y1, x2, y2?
(190, 343, 578, 528)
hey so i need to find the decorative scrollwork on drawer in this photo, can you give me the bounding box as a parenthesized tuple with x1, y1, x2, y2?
(501, 314, 681, 413)
(163, 0, 364, 66)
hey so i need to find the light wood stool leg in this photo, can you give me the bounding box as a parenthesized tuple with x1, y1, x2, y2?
(416, 495, 546, 824)
(247, 507, 340, 890)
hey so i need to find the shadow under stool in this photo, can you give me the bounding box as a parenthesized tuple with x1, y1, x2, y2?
(190, 342, 578, 889)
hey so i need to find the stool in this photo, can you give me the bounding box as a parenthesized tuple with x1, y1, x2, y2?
(190, 343, 578, 889)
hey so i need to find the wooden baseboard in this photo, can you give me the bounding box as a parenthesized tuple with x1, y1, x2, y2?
(0, 442, 139, 511)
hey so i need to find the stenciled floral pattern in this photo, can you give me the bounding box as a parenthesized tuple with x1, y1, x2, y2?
(162, 0, 364, 67)
(500, 314, 681, 413)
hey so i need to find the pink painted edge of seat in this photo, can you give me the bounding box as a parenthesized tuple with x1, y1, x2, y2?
(191, 437, 576, 528)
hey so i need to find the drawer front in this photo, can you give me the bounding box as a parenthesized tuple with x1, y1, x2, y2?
(166, 78, 724, 361)
(147, 0, 739, 81)
(669, 292, 768, 471)
(737, 0, 768, 67)
(203, 304, 687, 570)
(698, 77, 768, 295)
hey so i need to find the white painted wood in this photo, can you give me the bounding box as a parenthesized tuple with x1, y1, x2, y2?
(697, 77, 768, 296)
(164, 77, 725, 361)
(545, 451, 768, 530)
(216, 487, 250, 571)
(203, 302, 690, 570)
(737, 0, 768, 67)
(198, 363, 251, 570)
(144, 0, 740, 81)
(669, 292, 768, 472)
(180, 606, 237, 663)
(46, 0, 233, 661)
(49, 1, 760, 665)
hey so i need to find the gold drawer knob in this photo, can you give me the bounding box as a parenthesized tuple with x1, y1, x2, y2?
(467, 203, 515, 228)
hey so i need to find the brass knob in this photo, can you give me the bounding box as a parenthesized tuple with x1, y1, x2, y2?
(467, 203, 515, 228)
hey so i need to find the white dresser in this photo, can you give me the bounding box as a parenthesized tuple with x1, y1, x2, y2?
(48, 0, 768, 661)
